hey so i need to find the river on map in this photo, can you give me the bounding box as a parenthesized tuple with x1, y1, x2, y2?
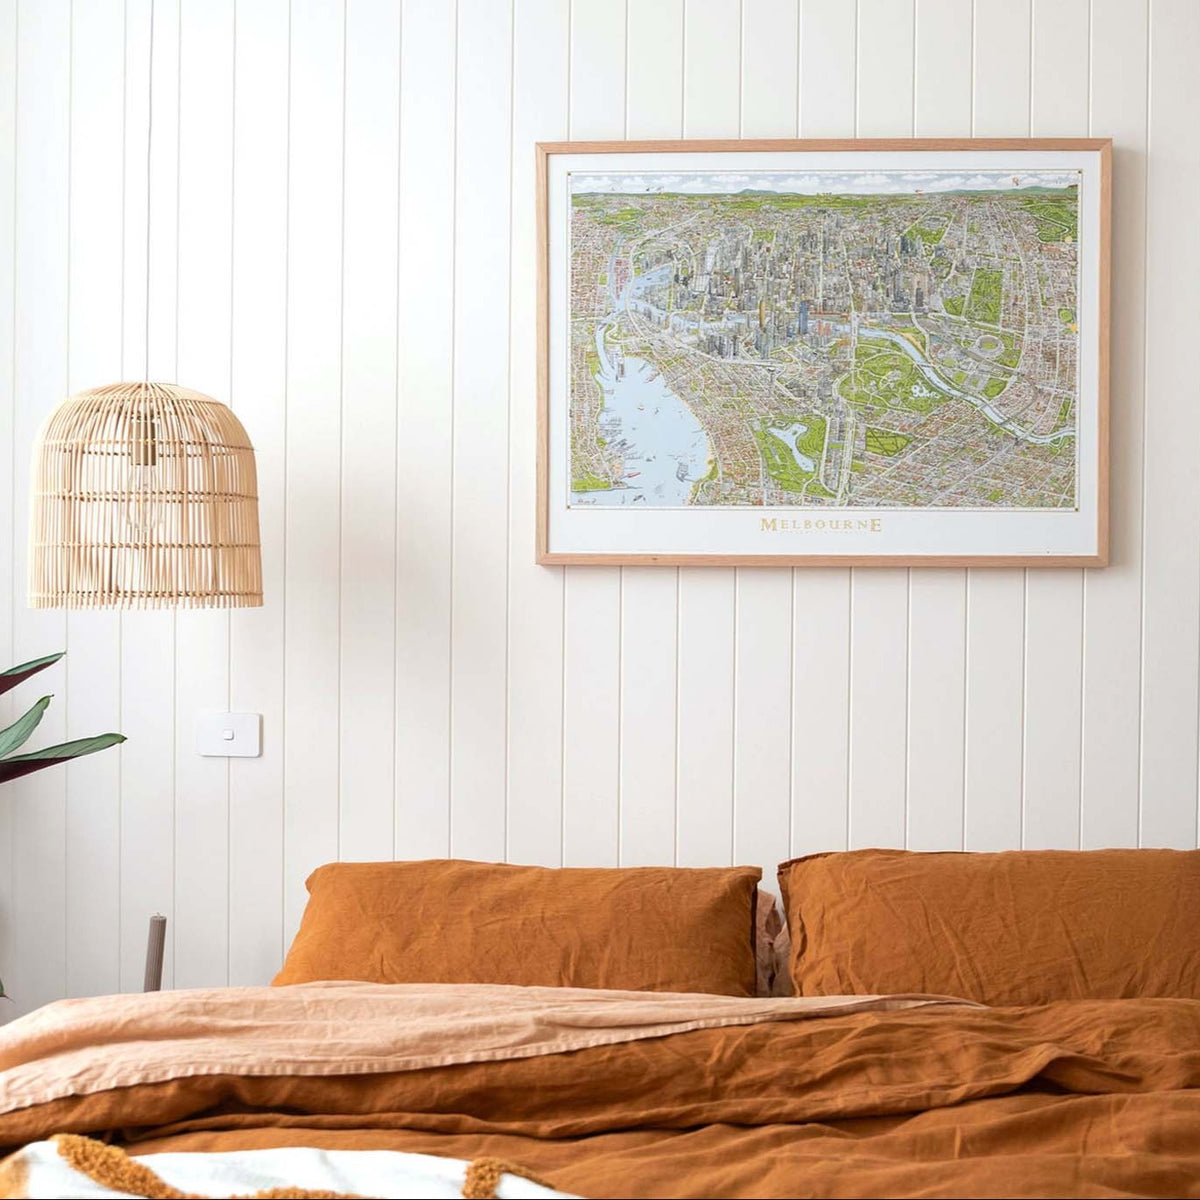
(574, 256, 712, 507)
(573, 354, 711, 507)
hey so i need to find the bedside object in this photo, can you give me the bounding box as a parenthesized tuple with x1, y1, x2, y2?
(0, 651, 125, 1002)
(143, 913, 166, 993)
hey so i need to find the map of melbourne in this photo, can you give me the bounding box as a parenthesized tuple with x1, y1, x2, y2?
(567, 169, 1080, 510)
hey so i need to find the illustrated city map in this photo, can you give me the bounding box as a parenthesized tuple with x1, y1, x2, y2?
(567, 169, 1080, 510)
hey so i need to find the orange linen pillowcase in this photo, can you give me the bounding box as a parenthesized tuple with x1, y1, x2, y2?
(777, 848, 1200, 1006)
(276, 859, 762, 997)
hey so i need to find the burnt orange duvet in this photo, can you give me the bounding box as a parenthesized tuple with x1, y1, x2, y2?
(2, 982, 1199, 1198)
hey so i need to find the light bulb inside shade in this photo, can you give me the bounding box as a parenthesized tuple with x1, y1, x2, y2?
(123, 463, 158, 536)
(123, 415, 160, 537)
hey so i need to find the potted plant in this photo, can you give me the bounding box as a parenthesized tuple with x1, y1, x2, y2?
(0, 652, 125, 999)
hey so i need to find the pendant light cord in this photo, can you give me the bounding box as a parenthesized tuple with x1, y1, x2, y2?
(143, 0, 155, 385)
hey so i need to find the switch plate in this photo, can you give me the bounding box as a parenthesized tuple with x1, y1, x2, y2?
(195, 712, 262, 758)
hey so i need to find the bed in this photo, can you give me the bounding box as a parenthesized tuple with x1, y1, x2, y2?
(1, 851, 1199, 1199)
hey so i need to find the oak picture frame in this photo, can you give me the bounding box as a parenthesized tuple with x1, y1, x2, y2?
(537, 138, 1110, 567)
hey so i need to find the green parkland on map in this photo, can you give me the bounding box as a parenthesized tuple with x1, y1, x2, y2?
(567, 168, 1080, 511)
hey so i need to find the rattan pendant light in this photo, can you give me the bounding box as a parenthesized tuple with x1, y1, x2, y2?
(27, 2, 261, 610)
(29, 382, 261, 609)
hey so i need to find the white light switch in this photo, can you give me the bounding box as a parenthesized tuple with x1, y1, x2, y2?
(195, 712, 262, 758)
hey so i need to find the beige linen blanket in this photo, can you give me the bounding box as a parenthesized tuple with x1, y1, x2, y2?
(0, 981, 962, 1115)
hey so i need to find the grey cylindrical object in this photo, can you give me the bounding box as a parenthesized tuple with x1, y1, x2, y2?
(143, 913, 167, 992)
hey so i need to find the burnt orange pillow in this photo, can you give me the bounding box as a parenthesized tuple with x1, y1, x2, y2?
(276, 859, 762, 996)
(778, 848, 1200, 1006)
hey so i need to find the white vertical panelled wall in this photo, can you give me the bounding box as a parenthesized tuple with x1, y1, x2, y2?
(0, 0, 1196, 1016)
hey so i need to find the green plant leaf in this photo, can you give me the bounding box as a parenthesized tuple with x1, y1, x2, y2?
(3, 732, 126, 762)
(0, 652, 64, 697)
(0, 733, 126, 784)
(0, 696, 52, 759)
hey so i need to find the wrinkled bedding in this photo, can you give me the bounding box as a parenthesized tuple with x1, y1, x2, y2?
(2, 982, 1200, 1198)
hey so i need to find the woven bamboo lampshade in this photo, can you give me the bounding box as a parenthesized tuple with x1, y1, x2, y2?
(28, 381, 262, 609)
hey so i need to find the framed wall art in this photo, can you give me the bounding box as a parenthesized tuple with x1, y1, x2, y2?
(536, 138, 1110, 566)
